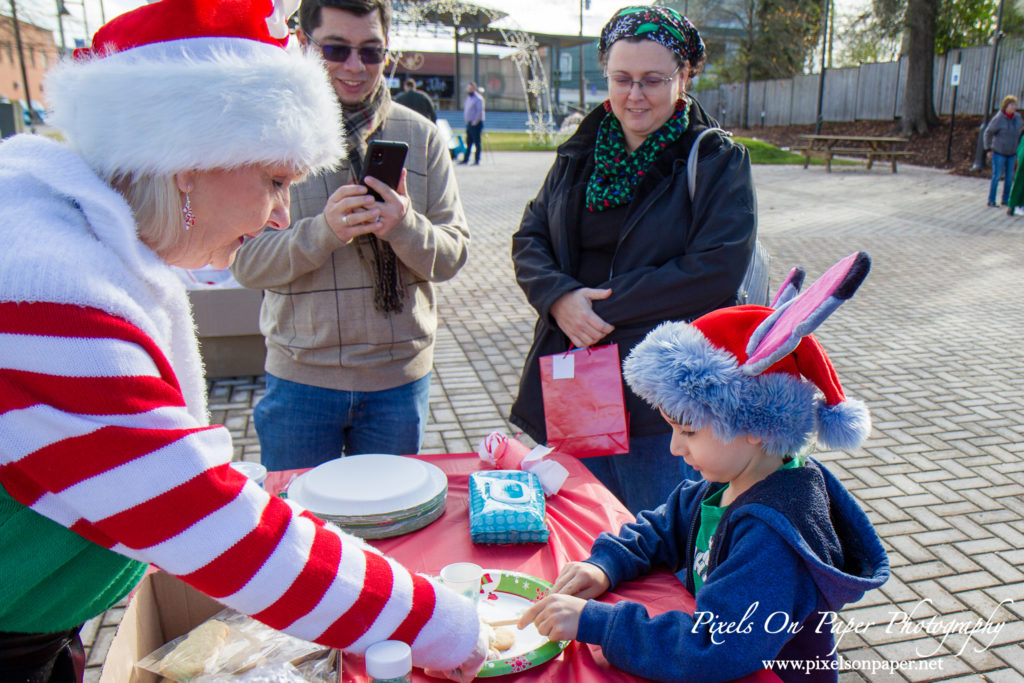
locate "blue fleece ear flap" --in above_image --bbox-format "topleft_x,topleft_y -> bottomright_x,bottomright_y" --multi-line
741,252 -> 871,376
770,266 -> 806,309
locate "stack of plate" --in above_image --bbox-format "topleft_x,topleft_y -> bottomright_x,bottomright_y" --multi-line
287,454 -> 448,539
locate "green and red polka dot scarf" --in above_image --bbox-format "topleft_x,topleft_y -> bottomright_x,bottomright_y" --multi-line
585,100 -> 689,212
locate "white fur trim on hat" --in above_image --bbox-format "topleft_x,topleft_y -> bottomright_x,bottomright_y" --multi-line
46,37 -> 344,179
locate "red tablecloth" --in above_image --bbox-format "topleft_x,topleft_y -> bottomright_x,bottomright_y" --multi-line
265,453 -> 780,683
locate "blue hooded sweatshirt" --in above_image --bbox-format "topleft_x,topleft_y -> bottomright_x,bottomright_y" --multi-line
576,458 -> 889,682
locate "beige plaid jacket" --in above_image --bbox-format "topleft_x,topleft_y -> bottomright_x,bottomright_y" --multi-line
231,104 -> 469,391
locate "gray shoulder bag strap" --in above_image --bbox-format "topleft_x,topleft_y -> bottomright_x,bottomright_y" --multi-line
687,128 -> 771,307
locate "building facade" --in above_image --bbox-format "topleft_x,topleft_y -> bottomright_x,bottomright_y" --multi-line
0,14 -> 59,115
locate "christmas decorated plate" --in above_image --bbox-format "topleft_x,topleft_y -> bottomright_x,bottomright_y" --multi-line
476,570 -> 570,677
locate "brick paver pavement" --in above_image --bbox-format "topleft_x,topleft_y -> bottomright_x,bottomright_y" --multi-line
83,153 -> 1024,682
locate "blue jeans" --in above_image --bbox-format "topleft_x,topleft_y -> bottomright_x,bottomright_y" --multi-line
989,153 -> 1016,204
254,373 -> 431,471
464,122 -> 483,163
582,432 -> 702,515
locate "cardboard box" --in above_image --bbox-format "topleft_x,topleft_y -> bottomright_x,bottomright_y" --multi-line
100,572 -> 341,682
187,287 -> 266,378
99,571 -> 224,683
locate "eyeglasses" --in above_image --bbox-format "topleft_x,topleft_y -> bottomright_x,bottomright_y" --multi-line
306,36 -> 387,64
605,66 -> 681,93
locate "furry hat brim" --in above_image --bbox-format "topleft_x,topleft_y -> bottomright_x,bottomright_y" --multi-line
46,37 -> 344,179
624,321 -> 825,456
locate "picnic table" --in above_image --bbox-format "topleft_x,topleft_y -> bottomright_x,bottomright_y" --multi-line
795,134 -> 910,173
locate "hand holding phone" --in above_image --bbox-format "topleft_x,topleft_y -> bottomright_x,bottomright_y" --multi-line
360,140 -> 408,202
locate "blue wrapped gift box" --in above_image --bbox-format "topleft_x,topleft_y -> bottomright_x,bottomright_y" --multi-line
468,470 -> 549,544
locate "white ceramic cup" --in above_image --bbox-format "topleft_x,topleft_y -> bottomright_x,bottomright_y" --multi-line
440,562 -> 483,604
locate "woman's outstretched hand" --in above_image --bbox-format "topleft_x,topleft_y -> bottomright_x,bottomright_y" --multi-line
550,288 -> 615,348
423,624 -> 488,682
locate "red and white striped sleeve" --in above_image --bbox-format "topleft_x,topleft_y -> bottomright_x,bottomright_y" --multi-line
0,301 -> 478,669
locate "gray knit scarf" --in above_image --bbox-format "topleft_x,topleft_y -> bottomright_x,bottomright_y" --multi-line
343,83 -> 405,314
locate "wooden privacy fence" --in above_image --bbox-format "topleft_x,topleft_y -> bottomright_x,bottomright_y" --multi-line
696,38 -> 1024,128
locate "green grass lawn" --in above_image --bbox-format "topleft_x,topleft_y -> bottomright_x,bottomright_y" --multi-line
483,131 -> 810,165
483,131 -> 565,151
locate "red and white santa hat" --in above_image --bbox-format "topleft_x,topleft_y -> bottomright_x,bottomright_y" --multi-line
624,252 -> 873,456
45,0 -> 344,179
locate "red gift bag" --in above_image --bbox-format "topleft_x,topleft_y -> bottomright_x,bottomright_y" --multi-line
539,344 -> 629,458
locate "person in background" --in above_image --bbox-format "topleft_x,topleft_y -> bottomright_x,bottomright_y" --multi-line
519,254 -> 889,682
232,0 -> 469,471
461,81 -> 485,165
0,1 -> 483,681
983,94 -> 1022,207
394,76 -> 437,123
510,6 -> 755,514
1005,121 -> 1024,216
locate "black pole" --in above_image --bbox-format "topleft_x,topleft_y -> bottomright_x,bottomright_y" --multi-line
972,0 -> 1006,171
453,27 -> 460,108
578,0 -> 585,112
814,0 -> 829,134
947,51 -> 961,163
472,31 -> 479,88
8,0 -> 36,134
56,0 -> 68,55
552,43 -> 560,109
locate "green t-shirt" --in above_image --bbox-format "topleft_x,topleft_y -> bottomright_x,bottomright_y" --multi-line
0,483 -> 147,633
692,456 -> 804,591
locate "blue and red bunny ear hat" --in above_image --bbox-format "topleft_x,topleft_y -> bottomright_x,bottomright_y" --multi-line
623,252 -> 872,456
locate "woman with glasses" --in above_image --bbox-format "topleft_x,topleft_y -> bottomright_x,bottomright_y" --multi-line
510,6 -> 756,514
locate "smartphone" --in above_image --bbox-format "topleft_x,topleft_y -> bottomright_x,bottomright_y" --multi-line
360,140 -> 409,202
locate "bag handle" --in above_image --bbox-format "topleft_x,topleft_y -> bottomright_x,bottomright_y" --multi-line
687,126 -> 728,201
686,127 -> 771,306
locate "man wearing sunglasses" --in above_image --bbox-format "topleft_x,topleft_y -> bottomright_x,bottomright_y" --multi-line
232,0 -> 469,475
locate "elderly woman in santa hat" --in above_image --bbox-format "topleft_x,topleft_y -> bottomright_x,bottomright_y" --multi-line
0,1 -> 484,680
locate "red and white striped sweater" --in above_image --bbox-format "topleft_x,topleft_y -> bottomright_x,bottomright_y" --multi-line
0,299 -> 477,668
0,135 -> 478,670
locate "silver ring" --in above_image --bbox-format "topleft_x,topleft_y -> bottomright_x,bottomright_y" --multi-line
342,214 -> 349,226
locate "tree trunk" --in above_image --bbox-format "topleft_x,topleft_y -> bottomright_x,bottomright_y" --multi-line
900,0 -> 940,135
742,63 -> 751,128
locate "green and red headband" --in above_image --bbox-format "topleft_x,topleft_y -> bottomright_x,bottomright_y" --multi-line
599,5 -> 705,67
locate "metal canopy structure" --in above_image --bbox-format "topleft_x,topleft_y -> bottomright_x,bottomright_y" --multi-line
392,0 -> 597,138
415,2 -> 507,29
459,27 -> 592,50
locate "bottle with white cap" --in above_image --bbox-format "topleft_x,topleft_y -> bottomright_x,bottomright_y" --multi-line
365,640 -> 412,683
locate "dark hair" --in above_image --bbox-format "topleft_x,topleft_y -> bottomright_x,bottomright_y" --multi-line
404,78 -> 416,89
298,0 -> 391,38
598,35 -> 705,79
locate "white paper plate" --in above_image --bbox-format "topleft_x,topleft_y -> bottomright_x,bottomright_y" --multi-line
288,454 -> 447,517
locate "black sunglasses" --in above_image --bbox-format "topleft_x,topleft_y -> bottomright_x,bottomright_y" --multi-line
307,36 -> 387,64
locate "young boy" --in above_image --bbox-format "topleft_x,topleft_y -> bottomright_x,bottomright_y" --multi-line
519,253 -> 889,682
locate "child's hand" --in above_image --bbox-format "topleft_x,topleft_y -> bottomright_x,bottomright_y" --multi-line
550,561 -> 610,599
516,594 -> 587,641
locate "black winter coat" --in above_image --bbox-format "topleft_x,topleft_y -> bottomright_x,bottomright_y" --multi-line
509,102 -> 756,443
